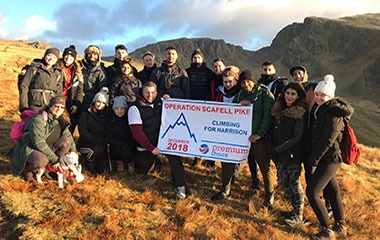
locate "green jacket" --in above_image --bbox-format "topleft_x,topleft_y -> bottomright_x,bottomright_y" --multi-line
233,84 -> 275,138
10,111 -> 76,172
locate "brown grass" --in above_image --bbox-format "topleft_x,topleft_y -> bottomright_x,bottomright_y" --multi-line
0,39 -> 379,240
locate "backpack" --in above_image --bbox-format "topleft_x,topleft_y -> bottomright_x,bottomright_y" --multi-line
10,110 -> 38,143
340,120 -> 361,165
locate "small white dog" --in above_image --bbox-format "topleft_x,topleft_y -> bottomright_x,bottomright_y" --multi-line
35,152 -> 85,188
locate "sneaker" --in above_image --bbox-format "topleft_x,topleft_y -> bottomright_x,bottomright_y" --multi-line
311,227 -> 336,240
284,215 -> 304,227
333,221 -> 347,238
211,191 -> 230,201
175,186 -> 186,199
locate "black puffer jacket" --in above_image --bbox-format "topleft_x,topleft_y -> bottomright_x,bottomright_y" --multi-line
19,59 -> 63,112
136,64 -> 157,85
150,61 -> 190,99
271,100 -> 306,165
308,98 -> 353,167
77,106 -> 111,148
258,74 -> 288,99
186,62 -> 213,100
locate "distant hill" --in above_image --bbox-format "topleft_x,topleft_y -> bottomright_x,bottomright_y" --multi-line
126,13 -> 380,147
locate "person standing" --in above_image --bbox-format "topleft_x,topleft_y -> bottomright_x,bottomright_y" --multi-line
210,58 -> 226,100
233,70 -> 276,209
289,65 -> 317,111
19,47 -> 63,113
150,46 -> 191,99
186,48 -> 214,167
211,66 -> 243,201
136,51 -> 157,85
270,82 -> 307,226
186,48 -> 213,100
258,60 -> 288,99
79,45 -> 108,111
59,45 -> 84,133
306,75 -> 353,239
106,44 -> 138,87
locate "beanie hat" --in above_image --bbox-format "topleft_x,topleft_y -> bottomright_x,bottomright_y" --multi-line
44,47 -> 60,59
85,45 -> 102,57
289,65 -> 306,76
239,70 -> 254,82
142,51 -> 155,59
191,48 -> 204,59
315,74 -> 336,98
63,45 -> 77,60
49,96 -> 66,107
113,95 -> 127,109
92,87 -> 109,105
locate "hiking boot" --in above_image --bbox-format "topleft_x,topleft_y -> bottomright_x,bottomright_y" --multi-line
333,221 -> 347,238
311,227 -> 336,240
211,184 -> 231,201
284,215 -> 304,227
263,192 -> 274,210
175,186 -> 186,199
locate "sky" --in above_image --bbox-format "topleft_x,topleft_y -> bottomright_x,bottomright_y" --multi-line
1,0 -> 380,56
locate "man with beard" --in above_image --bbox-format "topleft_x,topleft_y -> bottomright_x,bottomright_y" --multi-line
79,45 -> 108,110
258,60 -> 288,99
106,44 -> 138,87
150,46 -> 190,99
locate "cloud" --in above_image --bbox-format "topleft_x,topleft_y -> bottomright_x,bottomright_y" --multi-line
9,15 -> 56,39
34,0 -> 380,55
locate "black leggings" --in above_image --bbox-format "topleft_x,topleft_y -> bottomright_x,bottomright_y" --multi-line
306,162 -> 344,227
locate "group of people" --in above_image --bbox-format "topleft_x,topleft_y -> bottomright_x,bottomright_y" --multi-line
9,43 -> 354,240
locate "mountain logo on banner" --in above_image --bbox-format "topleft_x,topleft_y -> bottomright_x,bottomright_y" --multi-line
160,112 -> 198,142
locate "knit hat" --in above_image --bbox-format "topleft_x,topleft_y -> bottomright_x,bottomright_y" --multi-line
49,96 -> 66,107
191,48 -> 204,59
289,65 -> 306,76
92,87 -> 109,105
314,74 -> 336,98
63,45 -> 77,60
85,45 -> 102,57
239,70 -> 254,82
44,47 -> 60,59
113,95 -> 127,109
142,51 -> 155,59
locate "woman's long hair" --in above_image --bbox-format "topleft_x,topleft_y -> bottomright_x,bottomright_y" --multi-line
278,82 -> 308,110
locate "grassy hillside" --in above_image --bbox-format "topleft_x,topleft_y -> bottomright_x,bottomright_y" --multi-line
1,39 -> 380,239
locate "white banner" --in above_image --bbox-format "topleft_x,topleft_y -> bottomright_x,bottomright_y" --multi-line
158,99 -> 252,163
